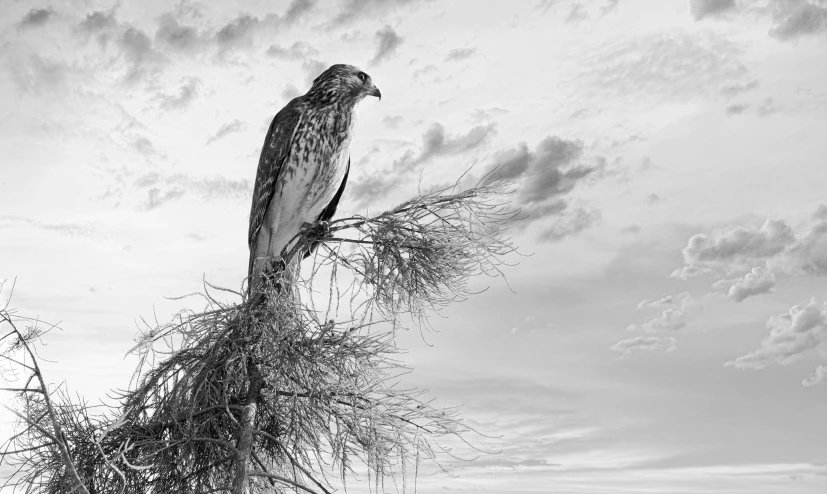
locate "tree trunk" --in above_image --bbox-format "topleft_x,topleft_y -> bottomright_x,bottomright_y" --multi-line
232,359 -> 263,494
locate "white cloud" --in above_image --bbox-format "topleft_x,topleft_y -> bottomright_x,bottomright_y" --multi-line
681,219 -> 795,272
801,365 -> 827,387
627,292 -> 699,332
712,266 -> 776,302
727,299 -> 827,369
611,336 -> 677,355
673,207 -> 827,301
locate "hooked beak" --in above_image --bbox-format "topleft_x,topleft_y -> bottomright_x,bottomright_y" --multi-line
367,83 -> 381,101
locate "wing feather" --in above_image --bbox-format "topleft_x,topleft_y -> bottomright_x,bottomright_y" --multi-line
247,98 -> 305,276
303,157 -> 350,259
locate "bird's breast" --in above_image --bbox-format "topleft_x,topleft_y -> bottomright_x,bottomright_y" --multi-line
277,108 -> 355,224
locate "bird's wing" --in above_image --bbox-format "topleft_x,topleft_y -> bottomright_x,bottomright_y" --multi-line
317,156 -> 350,223
248,98 -> 305,275
303,157 -> 350,260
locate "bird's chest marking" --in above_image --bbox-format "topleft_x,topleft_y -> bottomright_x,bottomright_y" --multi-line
277,108 -> 354,223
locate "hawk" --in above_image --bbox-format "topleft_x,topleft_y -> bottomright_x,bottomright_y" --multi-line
247,64 -> 381,290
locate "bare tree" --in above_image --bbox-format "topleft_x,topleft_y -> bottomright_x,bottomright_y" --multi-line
1,175 -> 517,493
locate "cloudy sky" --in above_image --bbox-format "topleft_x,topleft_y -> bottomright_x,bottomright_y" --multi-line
2,0 -> 827,492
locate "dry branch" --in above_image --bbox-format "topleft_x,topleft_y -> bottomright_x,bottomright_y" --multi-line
1,176 -> 518,493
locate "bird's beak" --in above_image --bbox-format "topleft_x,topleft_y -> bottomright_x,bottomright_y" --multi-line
368,83 -> 381,101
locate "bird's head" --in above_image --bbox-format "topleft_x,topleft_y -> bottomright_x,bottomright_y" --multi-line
308,64 -> 381,105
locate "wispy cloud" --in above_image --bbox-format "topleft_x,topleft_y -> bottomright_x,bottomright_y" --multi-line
802,365 -> 827,387
381,115 -> 404,128
627,292 -> 700,332
0,216 -> 103,239
332,0 -> 424,25
266,41 -> 318,59
156,77 -> 201,111
481,136 -> 605,240
578,30 -> 749,102
214,1 -> 316,52
727,299 -> 827,372
215,14 -> 260,50
135,173 -> 252,210
351,122 -> 496,206
445,47 -> 476,61
693,0 -> 827,41
370,25 -> 403,66
206,120 -> 247,145
611,336 -> 677,355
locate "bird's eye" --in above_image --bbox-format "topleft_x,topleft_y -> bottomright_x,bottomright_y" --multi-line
357,72 -> 367,82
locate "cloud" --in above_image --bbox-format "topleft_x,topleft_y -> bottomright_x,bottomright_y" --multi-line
770,2 -> 827,40
413,63 -> 436,78
155,13 -> 204,53
679,219 -> 796,273
135,173 -> 252,210
627,292 -> 699,332
418,122 -> 494,163
727,299 -> 827,369
445,47 -> 476,61
157,77 -> 201,111
78,10 -> 118,35
712,266 -> 776,302
646,193 -> 664,204
812,204 -> 827,220
491,137 -> 603,235
674,208 -> 827,295
266,41 -> 318,59
370,26 -> 403,66
469,107 -> 508,122
131,136 -> 162,158
720,80 -> 759,98
18,7 -> 55,28
350,122 -> 496,205
0,216 -> 102,239
215,14 -> 260,49
282,0 -> 316,24
301,59 -> 328,86
539,207 -> 602,241
637,294 -> 683,309
726,103 -> 749,115
611,336 -> 677,355
578,30 -> 749,101
332,0 -> 423,25
9,55 -> 69,94
281,84 -> 302,101
206,120 -> 246,145
213,2 -> 315,52
802,365 -> 827,387
382,115 -> 403,128
690,0 -> 737,20
538,0 -> 620,20
117,26 -> 164,82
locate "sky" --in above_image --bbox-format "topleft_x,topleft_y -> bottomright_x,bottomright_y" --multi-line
1,0 -> 827,492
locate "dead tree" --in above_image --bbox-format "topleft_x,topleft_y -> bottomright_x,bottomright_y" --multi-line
1,176 -> 518,493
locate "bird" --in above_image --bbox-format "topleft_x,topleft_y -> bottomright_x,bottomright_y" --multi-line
247,64 -> 381,293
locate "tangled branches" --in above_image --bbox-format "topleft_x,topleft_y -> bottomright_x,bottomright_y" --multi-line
1,176 -> 518,493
